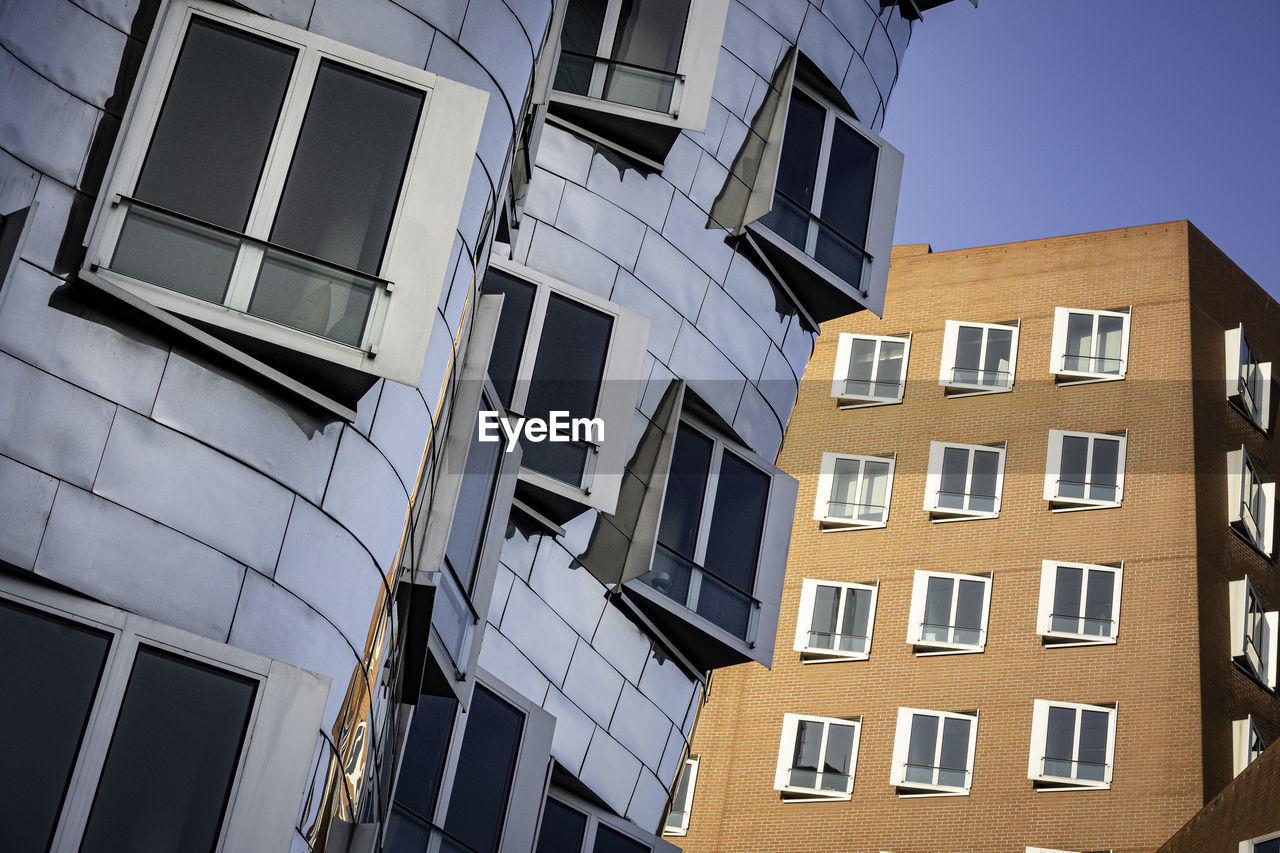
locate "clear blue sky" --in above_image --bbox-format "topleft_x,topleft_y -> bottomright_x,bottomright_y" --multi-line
881,0 -> 1280,297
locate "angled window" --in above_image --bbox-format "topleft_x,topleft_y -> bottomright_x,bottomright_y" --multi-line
544,0 -> 729,163
662,756 -> 698,836
0,576 -> 327,853
1049,307 -> 1130,382
814,452 -> 894,529
1227,447 -> 1276,556
84,1 -> 487,391
774,714 -> 861,801
831,332 -> 910,406
1230,577 -> 1278,690
924,441 -> 1005,521
939,320 -> 1019,394
1028,700 -> 1117,790
1232,715 -> 1266,778
1037,561 -> 1123,647
481,258 -> 648,519
794,579 -> 878,662
537,788 -> 670,852
1043,430 -> 1127,510
1227,325 -> 1272,431
1244,833 -> 1280,853
890,708 -> 978,797
907,570 -> 992,655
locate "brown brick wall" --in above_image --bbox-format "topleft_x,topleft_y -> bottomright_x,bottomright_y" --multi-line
675,223 -> 1279,853
1157,738 -> 1280,853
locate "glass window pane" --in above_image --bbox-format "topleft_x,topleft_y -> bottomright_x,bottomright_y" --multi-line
874,340 -> 904,398
1096,315 -> 1124,374
822,724 -> 856,790
969,450 -> 999,512
845,337 -> 877,397
247,249 -> 376,346
905,714 -> 938,783
110,205 -> 240,303
445,404 -> 504,592
1064,312 -> 1094,371
952,579 -> 985,645
554,0 -> 608,95
270,60 -> 424,274
819,121 -> 878,247
443,687 -> 524,853
843,588 -> 871,652
592,825 -> 648,853
937,717 -> 970,787
1078,709 -> 1110,781
828,457 -> 861,519
535,799 -> 586,853
1058,436 -> 1089,500
809,585 -> 840,649
984,328 -> 1012,386
1089,438 -> 1120,502
701,451 -> 769,594
393,694 -> 458,823
480,270 -> 538,409
922,576 -> 952,643
610,0 -> 689,72
79,647 -> 257,853
1043,706 -> 1076,777
1051,566 -> 1084,634
134,17 -> 295,231
0,601 -> 112,853
953,325 -> 983,382
938,447 -> 969,510
860,460 -> 889,521
657,425 -> 713,559
774,93 -> 825,211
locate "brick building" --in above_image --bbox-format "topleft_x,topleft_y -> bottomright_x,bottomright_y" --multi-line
672,222 -> 1280,853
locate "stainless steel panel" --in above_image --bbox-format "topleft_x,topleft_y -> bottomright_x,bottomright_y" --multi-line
610,684 -> 672,770
825,0 -> 877,55
498,579 -> 578,685
22,176 -> 75,274
523,167 -> 565,223
711,50 -> 754,120
579,730 -> 642,816
721,3 -> 785,79
864,18 -> 899,102
757,345 -> 798,428
689,99 -> 729,157
457,157 -> 497,259
732,382 -> 782,461
561,637 -> 625,726
499,513 -> 545,581
797,8 -> 853,94
781,313 -> 816,379
476,623 -> 553,705
1,0 -> 129,108
637,646 -> 696,725
152,350 -> 341,505
0,350 -> 115,488
93,408 -> 295,574
524,222 -> 619,300
697,284 -> 770,382
723,250 -> 792,344
667,324 -> 745,425
626,769 -> 669,834
528,542 -> 608,639
0,262 -> 169,414
689,151 -> 730,213
542,684 -> 595,776
425,36 -> 514,175
738,0 -> 804,42
236,0 -> 315,30
417,312 -> 456,409
308,0 -> 434,69
555,182 -> 646,270
501,0 -> 553,48
657,725 -> 686,785
660,192 -> 733,281
71,0 -> 141,32
486,564 -> 516,625
887,6 -> 912,63
0,148 -> 39,214
35,483 -> 246,642
633,230 -> 710,320
591,600 -> 653,683
639,361 -> 676,421
396,0 -> 466,39
457,0 -> 533,122
716,114 -> 750,163
368,379 -> 432,496
0,47 -> 100,186
660,134 -> 701,195
611,270 -> 681,363
0,453 -> 57,569
321,426 -> 410,570
843,54 -> 883,126
274,499 -> 386,650
585,154 -> 675,230
533,125 -> 594,187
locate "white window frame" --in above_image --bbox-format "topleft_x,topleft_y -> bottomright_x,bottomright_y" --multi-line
1232,715 -> 1266,778
924,441 -> 1006,521
1028,700 -> 1117,791
1036,560 -> 1123,647
1227,325 -> 1273,431
1042,430 -> 1128,511
938,319 -> 1019,395
813,452 -> 895,530
1242,830 -> 1280,852
83,0 -> 486,388
831,332 -> 911,407
1027,848 -> 1114,853
662,756 -> 699,836
1049,307 -> 1131,383
774,713 -> 862,801
0,574 -> 329,853
1227,447 -> 1276,556
889,707 -> 978,797
793,578 -> 878,662
486,257 -> 649,517
906,570 -> 992,655
1230,577 -> 1278,690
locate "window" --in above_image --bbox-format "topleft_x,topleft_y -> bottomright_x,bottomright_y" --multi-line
481,258 -> 648,518
544,0 -> 730,162
1227,325 -> 1273,431
794,579 -> 878,662
84,0 -> 487,389
1230,577 -> 1278,690
662,756 -> 698,835
1049,307 -> 1131,382
1028,700 -> 1117,790
831,332 -> 911,406
774,714 -> 861,801
1043,430 -> 1127,510
1228,447 -> 1276,556
813,452 -> 894,529
924,441 -> 1005,520
938,320 -> 1019,394
752,81 -> 903,319
906,571 -> 992,655
537,788 -> 668,852
890,708 -> 977,796
1244,831 -> 1280,853
0,575 -> 327,853
1036,561 -> 1123,646
1233,716 -> 1266,777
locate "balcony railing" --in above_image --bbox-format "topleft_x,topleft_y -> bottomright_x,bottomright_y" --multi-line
917,621 -> 984,647
553,50 -> 684,114
1053,478 -> 1118,503
824,499 -> 887,524
785,766 -> 851,793
637,544 -> 760,642
805,629 -> 868,655
841,376 -> 903,400
935,489 -> 997,513
948,366 -> 1011,388
902,762 -> 969,789
1059,353 -> 1123,375
385,805 -> 481,853
758,191 -> 871,293
1039,755 -> 1108,783
1049,611 -> 1116,638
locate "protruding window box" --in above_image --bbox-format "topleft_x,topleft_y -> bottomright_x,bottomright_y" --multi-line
1227,447 -> 1275,557
1036,560 -> 1123,647
774,714 -> 861,801
1028,700 -> 1117,791
890,708 -> 978,797
1230,577 -> 1278,690
923,441 -> 1005,521
1043,430 -> 1127,511
794,579 -> 878,662
813,452 -> 894,530
1049,307 -> 1131,383
831,332 -> 910,407
1226,324 -> 1273,432
906,570 -> 992,655
938,320 -> 1018,396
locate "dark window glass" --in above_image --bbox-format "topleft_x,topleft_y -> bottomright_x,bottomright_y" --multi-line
1083,570 -> 1115,636
937,717 -> 970,787
820,120 -> 877,247
969,450 -> 999,512
1051,566 -> 1083,634
984,328 -> 1012,383
1090,438 -> 1120,501
1058,435 -> 1089,499
904,714 -> 938,783
520,294 -> 612,486
79,647 -> 256,853
790,719 -> 822,789
844,588 -> 871,647
593,825 -> 648,853
109,207 -> 241,304
954,325 -> 983,382
773,93 -> 824,214
953,579 -> 985,645
921,576 -> 952,643
657,425 -> 713,559
481,270 -> 538,409
1255,839 -> 1280,853
937,447 -> 969,509
701,450 -> 768,593
0,601 -> 111,853
822,724 -> 855,791
1078,709 -> 1109,781
443,687 -> 524,853
610,0 -> 688,71
270,60 -> 424,274
1043,705 -> 1076,777
554,0 -> 608,94
809,584 -> 840,649
875,340 -> 905,397
134,18 -> 295,230
535,799 -> 586,853
392,694 -> 458,824
445,402 -> 504,592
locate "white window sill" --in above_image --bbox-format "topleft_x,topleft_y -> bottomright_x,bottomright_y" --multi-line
1048,498 -> 1122,512
818,518 -> 887,532
910,640 -> 986,656
1229,523 -> 1273,558
1053,370 -> 1127,384
941,381 -> 1013,397
895,785 -> 970,798
800,650 -> 870,664
1040,632 -> 1117,648
779,786 -> 853,802
834,394 -> 904,409
928,508 -> 999,523
1031,777 -> 1111,792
